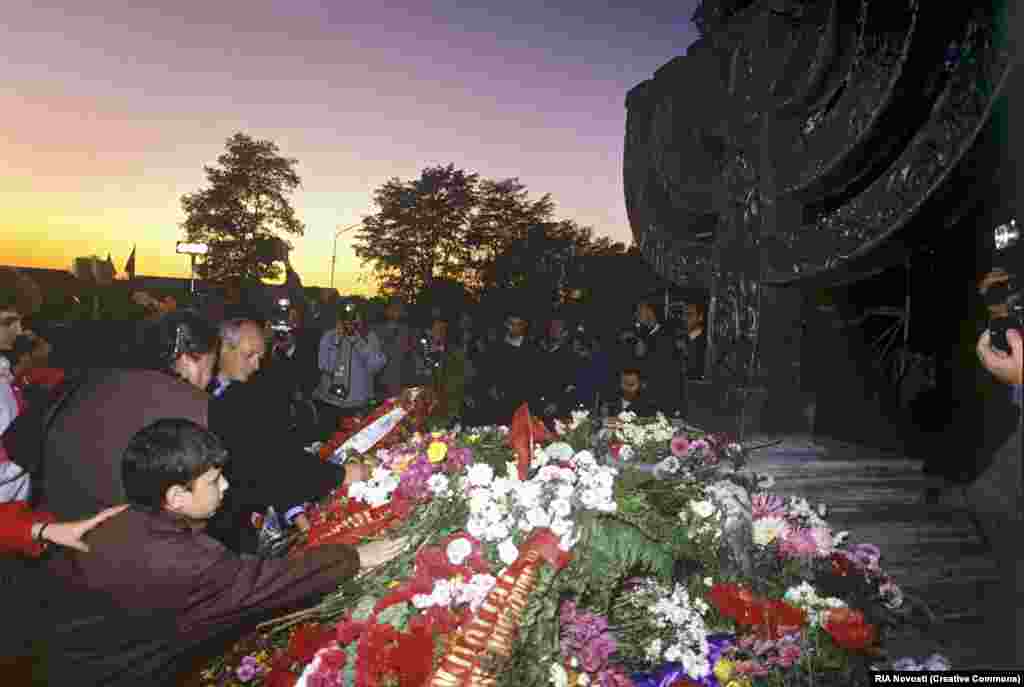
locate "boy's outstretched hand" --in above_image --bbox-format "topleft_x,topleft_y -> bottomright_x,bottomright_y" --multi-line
356,537 -> 408,572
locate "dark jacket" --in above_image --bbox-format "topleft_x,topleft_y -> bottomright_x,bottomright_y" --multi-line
37,369 -> 210,521
605,393 -> 660,418
483,339 -> 540,421
207,372 -> 342,539
631,324 -> 682,416
45,506 -> 359,686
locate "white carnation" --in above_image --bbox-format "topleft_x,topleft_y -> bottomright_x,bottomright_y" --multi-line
690,500 -> 716,519
466,517 -> 487,539
498,539 -> 520,565
427,474 -> 451,497
484,521 -> 510,542
753,515 -> 789,546
550,518 -> 573,537
526,507 -> 551,529
550,498 -> 572,518
467,463 -> 495,487
446,538 -> 473,565
490,476 -> 514,497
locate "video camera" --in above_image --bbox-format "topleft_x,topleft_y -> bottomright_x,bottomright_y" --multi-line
986,219 -> 1023,353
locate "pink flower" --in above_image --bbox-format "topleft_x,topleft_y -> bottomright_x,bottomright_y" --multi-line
735,660 -> 771,676
809,526 -> 835,555
670,435 -> 690,458
779,527 -> 818,558
751,493 -> 787,519
599,667 -> 635,687
777,643 -> 802,667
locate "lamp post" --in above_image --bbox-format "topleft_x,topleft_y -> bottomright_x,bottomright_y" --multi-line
176,242 -> 209,295
331,223 -> 361,290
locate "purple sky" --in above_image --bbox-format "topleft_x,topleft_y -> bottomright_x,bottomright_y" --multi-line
2,0 -> 701,291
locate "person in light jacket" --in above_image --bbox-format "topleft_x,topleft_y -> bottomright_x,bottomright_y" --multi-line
314,302 -> 387,422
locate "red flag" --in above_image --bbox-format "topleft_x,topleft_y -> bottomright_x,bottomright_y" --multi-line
508,403 -> 550,480
124,245 -> 136,281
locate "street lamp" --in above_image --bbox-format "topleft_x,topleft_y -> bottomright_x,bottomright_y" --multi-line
331,223 -> 361,290
176,241 -> 209,295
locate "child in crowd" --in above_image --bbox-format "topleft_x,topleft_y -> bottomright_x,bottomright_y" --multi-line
46,418 -> 406,686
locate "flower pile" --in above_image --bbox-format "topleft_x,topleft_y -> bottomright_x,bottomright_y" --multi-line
199,405 -> 944,687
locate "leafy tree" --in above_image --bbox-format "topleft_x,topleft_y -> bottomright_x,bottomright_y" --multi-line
465,178 -> 554,292
354,164 -> 478,302
180,133 -> 304,285
355,165 -> 628,303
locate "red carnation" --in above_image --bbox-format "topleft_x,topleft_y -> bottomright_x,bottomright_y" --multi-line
830,553 -> 853,577
320,647 -> 347,672
336,619 -> 367,646
823,608 -> 877,650
288,624 -> 336,664
760,599 -> 807,639
265,654 -> 300,687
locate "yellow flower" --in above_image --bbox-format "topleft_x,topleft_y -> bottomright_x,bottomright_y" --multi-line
428,441 -> 449,463
713,659 -> 736,684
392,457 -> 413,473
723,679 -> 752,687
388,580 -> 401,588
431,431 -> 444,439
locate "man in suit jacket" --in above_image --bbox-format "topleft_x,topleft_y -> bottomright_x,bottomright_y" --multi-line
483,311 -> 539,424
207,319 -> 351,550
630,300 -> 682,417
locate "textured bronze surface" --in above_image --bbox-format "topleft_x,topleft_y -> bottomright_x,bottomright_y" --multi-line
624,0 -> 1013,423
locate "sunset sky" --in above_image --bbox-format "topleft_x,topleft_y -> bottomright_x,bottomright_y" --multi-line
2,1 -> 700,294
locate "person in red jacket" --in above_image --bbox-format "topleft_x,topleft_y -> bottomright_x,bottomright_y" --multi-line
0,502 -> 128,556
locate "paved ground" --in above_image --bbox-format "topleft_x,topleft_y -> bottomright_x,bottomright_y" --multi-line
745,433 -> 1002,669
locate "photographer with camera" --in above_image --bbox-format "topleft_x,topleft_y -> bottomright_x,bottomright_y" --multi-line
313,301 -> 387,431
968,219 -> 1023,669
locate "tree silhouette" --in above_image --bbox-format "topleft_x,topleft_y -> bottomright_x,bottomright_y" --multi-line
181,133 -> 304,285
354,164 -> 478,302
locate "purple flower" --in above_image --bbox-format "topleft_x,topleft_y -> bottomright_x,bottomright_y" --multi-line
751,493 -> 787,519
235,661 -> 258,682
891,657 -> 924,671
851,543 -> 881,568
444,447 -> 473,473
923,654 -> 951,671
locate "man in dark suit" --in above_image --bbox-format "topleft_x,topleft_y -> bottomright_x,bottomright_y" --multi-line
482,310 -> 539,424
604,368 -> 659,417
628,299 -> 682,417
206,319 -> 356,551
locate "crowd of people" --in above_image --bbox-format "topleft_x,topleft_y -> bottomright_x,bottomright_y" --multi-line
0,261 -> 710,685
2,254 -> 1019,680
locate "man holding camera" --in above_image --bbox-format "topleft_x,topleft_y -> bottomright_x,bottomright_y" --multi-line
313,302 -> 387,428
972,264 -> 1022,669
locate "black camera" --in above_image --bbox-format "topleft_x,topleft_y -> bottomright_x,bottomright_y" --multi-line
987,219 -> 1022,354
270,298 -> 293,337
